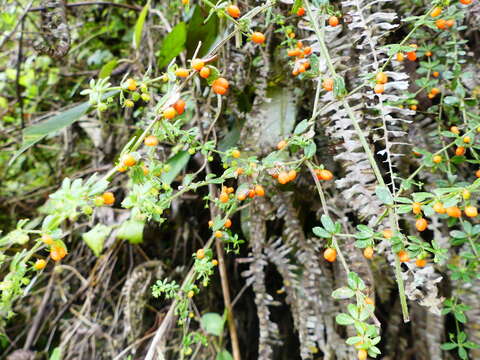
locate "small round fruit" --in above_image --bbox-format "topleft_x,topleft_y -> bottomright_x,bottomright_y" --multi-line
42,234 -> 54,245
455,147 -> 466,156
463,189 -> 471,200
450,126 -> 460,135
288,169 -> 297,182
416,218 -> 428,232
213,77 -> 229,89
433,202 -> 446,214
407,51 -> 417,61
214,230 -> 223,238
126,78 -> 137,91
237,192 -> 247,201
365,297 -> 375,306
191,59 -> 205,71
144,135 -> 159,147
102,192 -> 115,205
225,219 -> 232,228
123,154 -> 137,167
396,52 -> 405,61
463,136 -> 471,144
278,171 -> 290,185
363,247 -> 374,259
212,85 -> 227,95
124,99 -> 134,108
296,7 -> 305,16
251,32 -> 266,44
212,259 -> 218,266
433,71 -> 440,78
431,87 -> 440,95
174,99 -> 186,115
358,349 -> 368,360
196,249 -> 205,259
328,16 -> 339,27
433,155 -> 442,164
410,105 -> 417,111
255,185 -> 265,197
431,7 -> 442,17
446,206 -> 461,218
318,169 -> 334,181
208,220 -> 213,227
34,259 -> 47,270
323,248 -> 337,262
199,67 -> 211,79
465,206 -> 478,218
383,229 -> 393,239
187,290 -> 194,298
287,49 -> 302,57
175,68 -> 189,77
436,19 -> 447,29
374,84 -> 385,94
219,192 -> 229,203
163,107 -> 177,119
375,72 -> 388,84
303,47 -> 312,55
398,250 -> 410,263
232,149 -> 241,158
446,19 -> 455,27
227,4 -> 241,18
277,140 -> 287,150
476,169 -> 480,178
460,0 -> 473,4
412,202 -> 422,215
323,78 -> 334,92
415,258 -> 427,267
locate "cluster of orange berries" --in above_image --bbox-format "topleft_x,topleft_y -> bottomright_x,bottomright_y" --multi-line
396,44 -> 418,62
272,169 -> 297,185
195,248 -> 218,266
322,78 -> 334,92
175,59 -> 231,96
42,234 -> 68,262
382,230 -> 427,267
122,78 -> 151,108
374,72 -> 388,94
237,184 -> 265,201
288,41 -> 313,76
427,87 -> 440,100
161,98 -> 186,120
431,7 -> 455,29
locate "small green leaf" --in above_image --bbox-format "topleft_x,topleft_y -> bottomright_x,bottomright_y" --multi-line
201,312 -> 224,336
83,224 -> 111,256
332,287 -> 355,299
133,1 -> 150,49
216,350 -> 233,360
99,59 -> 118,78
375,186 -> 393,205
294,119 -> 309,135
335,313 -> 355,325
49,347 -> 62,360
441,342 -> 458,350
312,226 -> 331,238
320,215 -> 336,233
117,220 -> 145,244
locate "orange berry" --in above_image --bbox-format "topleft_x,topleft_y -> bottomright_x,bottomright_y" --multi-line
187,290 -> 194,298
251,32 -> 266,44
219,192 -> 229,203
446,19 -> 455,27
436,19 -> 447,29
174,99 -> 186,115
102,192 -> 115,205
232,149 -> 241,158
375,72 -> 388,84
323,78 -> 334,92
431,7 -> 442,17
208,220 -> 213,227
363,247 -> 374,260
214,77 -> 230,89
212,259 -> 218,266
226,4 -> 241,18
212,85 -> 227,95
328,16 -> 339,27
163,106 -> 177,119
117,166 -> 128,173
175,68 -> 189,77
433,155 -> 442,164
425,51 -> 432,57
396,52 -> 405,61
303,47 -> 312,55
374,83 -> 385,94
460,0 -> 473,4
416,258 -> 427,267
34,259 -> 47,270
248,189 -> 255,198
278,171 -> 290,185
199,67 -> 211,79
323,248 -> 337,262
287,49 -> 302,57
365,297 -> 375,306
446,206 -> 462,218
142,165 -> 149,175
196,249 -> 205,259
416,218 -> 428,232
225,219 -> 232,228
431,87 -> 440,95
288,169 -> 297,182
358,349 -> 368,360
383,229 -> 393,239
237,192 -> 247,201
433,71 -> 440,78
433,202 -> 446,214
214,230 -> 223,238
254,184 -> 265,197
318,169 -> 334,181
191,59 -> 205,71
50,249 -> 62,261
144,135 -> 159,147
465,206 -> 478,218
42,234 -> 54,245
126,78 -> 137,91
277,140 -> 287,150
476,169 -> 480,178
455,147 -> 466,156
398,250 -> 410,263
123,154 -> 137,167
407,51 -> 417,61
410,105 -> 417,111
227,187 -> 234,194
235,167 -> 244,176
296,7 -> 305,16
450,126 -> 460,135
463,136 -> 471,144
412,202 -> 422,215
